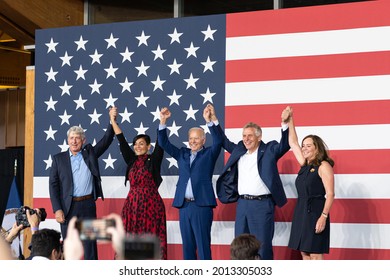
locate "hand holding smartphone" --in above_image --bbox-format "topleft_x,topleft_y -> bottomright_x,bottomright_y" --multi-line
75,218 -> 116,240
121,235 -> 161,260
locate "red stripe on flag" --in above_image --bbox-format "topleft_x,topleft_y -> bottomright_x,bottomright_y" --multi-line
226,1 -> 390,37
274,246 -> 390,260
226,51 -> 390,83
277,199 -> 390,224
97,243 -> 390,260
169,245 -> 390,260
277,150 -> 390,174
226,149 -> 390,174
225,101 -> 390,128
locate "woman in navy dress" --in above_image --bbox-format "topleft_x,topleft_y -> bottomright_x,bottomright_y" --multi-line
110,107 -> 167,259
285,107 -> 335,260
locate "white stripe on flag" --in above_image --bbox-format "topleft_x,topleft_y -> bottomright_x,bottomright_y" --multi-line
226,125 -> 390,150
226,75 -> 390,106
34,173 -> 390,200
226,26 -> 390,60
40,218 -> 390,249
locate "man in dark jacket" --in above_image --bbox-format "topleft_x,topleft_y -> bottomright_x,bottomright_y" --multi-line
216,107 -> 291,260
158,104 -> 223,259
49,107 -> 116,260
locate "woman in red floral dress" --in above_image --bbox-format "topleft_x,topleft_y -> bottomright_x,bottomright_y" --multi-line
110,109 -> 167,259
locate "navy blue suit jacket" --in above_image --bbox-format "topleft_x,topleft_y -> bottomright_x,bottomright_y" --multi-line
216,126 -> 290,208
158,124 -> 223,208
49,124 -> 115,217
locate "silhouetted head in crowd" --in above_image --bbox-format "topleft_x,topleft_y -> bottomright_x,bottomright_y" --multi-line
230,233 -> 261,260
30,228 -> 63,260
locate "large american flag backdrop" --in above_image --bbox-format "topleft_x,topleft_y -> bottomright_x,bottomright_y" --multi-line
33,0 -> 390,259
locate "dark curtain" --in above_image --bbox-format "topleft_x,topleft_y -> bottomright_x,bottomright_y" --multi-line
0,147 -> 24,225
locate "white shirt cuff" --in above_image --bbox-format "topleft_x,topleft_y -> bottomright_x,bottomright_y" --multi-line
207,120 -> 219,127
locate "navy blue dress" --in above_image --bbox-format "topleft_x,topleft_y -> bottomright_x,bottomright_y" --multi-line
288,165 -> 330,254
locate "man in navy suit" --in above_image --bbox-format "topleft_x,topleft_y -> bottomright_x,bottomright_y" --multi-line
49,107 -> 117,260
158,104 -> 222,260
216,107 -> 292,260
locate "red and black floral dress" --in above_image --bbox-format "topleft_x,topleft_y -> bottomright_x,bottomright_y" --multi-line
116,133 -> 167,260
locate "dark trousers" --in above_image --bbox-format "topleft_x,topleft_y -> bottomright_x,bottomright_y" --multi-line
235,197 -> 275,260
60,198 -> 98,260
179,201 -> 213,260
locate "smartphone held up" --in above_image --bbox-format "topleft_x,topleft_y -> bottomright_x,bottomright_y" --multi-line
75,218 -> 116,241
121,234 -> 161,260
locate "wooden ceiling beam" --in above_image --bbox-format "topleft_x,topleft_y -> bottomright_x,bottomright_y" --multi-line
0,0 -> 84,45
0,13 -> 35,46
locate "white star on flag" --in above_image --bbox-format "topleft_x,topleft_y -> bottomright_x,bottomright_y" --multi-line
136,61 -> 150,77
105,33 -> 119,49
120,47 -> 134,62
74,95 -> 87,110
90,49 -> 103,64
59,110 -> 72,125
184,73 -> 198,89
168,121 -> 182,137
103,153 -> 117,169
201,56 -> 216,72
58,140 -> 69,152
119,108 -> 133,123
74,65 -> 88,80
202,25 -> 217,41
136,31 -> 150,46
135,122 -> 149,135
46,38 -> 58,53
185,42 -> 199,58
60,51 -> 73,66
60,81 -> 73,96
75,35 -> 88,51
166,157 -> 178,169
135,92 -> 149,107
168,59 -> 182,75
119,77 -> 133,93
152,44 -> 166,60
200,88 -> 216,104
104,93 -> 118,108
167,90 -> 182,106
168,28 -> 183,44
45,67 -> 58,82
44,125 -> 57,140
44,155 -> 53,169
150,106 -> 161,122
104,63 -> 118,78
183,104 -> 198,121
89,79 -> 102,94
200,124 -> 210,135
151,75 -> 166,91
88,109 -> 102,124
45,96 -> 58,111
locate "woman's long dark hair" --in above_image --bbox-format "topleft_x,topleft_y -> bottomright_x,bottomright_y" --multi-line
302,135 -> 334,167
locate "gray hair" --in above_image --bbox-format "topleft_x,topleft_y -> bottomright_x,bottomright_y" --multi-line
67,126 -> 86,140
188,127 -> 206,139
243,122 -> 262,137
